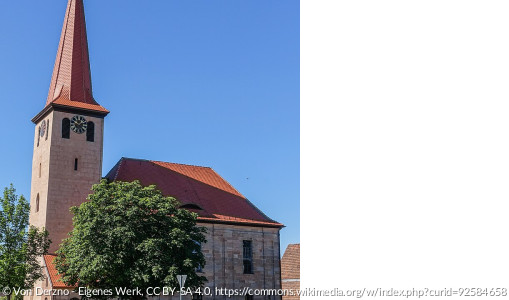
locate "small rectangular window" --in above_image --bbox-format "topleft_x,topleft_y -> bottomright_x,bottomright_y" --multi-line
74,158 -> 78,171
243,240 -> 253,274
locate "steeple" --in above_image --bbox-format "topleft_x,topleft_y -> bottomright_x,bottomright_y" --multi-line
43,0 -> 108,116
29,0 -> 108,253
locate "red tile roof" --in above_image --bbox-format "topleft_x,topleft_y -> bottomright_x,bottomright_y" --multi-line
105,158 -> 283,228
44,0 -> 107,114
44,255 -> 72,289
281,244 -> 300,280
151,161 -> 243,197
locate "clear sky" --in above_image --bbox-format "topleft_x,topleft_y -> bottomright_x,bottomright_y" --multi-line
0,1 -> 299,253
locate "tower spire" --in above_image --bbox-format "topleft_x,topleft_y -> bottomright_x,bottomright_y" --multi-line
44,0 -> 108,113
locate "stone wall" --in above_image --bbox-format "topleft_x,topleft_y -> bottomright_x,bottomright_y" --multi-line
25,223 -> 282,300
29,110 -> 105,254
197,223 -> 282,300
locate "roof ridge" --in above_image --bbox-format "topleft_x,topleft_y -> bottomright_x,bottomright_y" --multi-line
119,157 -> 210,169
151,160 -> 212,169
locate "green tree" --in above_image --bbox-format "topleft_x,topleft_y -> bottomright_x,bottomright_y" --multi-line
55,180 -> 207,299
0,185 -> 50,300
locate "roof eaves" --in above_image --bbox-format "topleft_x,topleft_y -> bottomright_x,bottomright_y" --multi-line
197,216 -> 284,228
31,105 -> 54,124
32,102 -> 109,124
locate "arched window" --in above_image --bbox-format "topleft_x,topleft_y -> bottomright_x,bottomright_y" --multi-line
37,127 -> 40,147
36,194 -> 40,212
86,121 -> 95,142
62,118 -> 70,139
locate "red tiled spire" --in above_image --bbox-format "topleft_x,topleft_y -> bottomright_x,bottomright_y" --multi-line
45,0 -> 108,113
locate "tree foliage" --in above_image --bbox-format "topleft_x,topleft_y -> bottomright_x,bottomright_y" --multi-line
55,180 -> 207,299
0,185 -> 50,300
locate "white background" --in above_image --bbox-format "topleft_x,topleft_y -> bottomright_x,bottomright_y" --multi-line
301,0 -> 509,298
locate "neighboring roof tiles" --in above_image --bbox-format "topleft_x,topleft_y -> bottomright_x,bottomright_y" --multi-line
44,255 -> 71,289
281,244 -> 300,280
105,158 -> 283,228
44,0 -> 107,113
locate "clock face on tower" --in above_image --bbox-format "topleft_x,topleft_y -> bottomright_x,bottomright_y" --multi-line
39,120 -> 46,137
71,115 -> 88,134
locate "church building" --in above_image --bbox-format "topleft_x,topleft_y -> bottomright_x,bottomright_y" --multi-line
27,0 -> 283,299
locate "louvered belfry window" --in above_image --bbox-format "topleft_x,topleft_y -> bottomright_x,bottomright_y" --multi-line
62,118 -> 70,139
86,121 -> 95,142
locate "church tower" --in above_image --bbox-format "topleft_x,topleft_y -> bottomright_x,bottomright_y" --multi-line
30,0 -> 108,253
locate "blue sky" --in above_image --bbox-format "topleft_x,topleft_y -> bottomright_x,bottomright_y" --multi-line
0,1 -> 299,253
